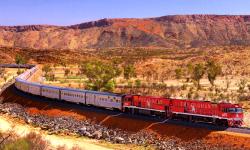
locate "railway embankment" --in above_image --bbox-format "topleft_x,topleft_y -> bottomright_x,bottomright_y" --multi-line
0,101 -> 248,150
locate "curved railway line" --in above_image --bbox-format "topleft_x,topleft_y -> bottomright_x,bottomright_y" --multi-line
1,82 -> 250,135
0,64 -> 250,135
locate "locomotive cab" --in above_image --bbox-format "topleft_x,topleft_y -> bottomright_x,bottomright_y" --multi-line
219,103 -> 243,127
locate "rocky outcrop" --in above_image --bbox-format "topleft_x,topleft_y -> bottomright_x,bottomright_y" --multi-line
0,15 -> 250,49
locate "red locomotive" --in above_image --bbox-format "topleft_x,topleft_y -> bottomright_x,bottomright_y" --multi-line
123,95 -> 243,127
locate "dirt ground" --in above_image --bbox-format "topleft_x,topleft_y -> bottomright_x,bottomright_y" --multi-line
0,68 -> 24,86
0,114 -> 145,150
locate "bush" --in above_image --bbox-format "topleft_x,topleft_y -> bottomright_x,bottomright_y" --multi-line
103,80 -> 116,92
237,79 -> 247,94
181,84 -> 188,90
135,79 -> 141,88
3,138 -> 30,150
123,64 -> 136,80
0,68 -> 5,78
17,69 -> 24,75
2,132 -> 48,150
175,68 -> 183,79
15,54 -> 28,64
127,81 -> 133,88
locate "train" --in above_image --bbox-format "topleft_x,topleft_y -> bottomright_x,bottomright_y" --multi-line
14,65 -> 244,127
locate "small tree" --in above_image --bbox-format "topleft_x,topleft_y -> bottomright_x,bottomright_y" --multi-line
17,69 -> 23,75
15,54 -> 27,64
0,68 -> 5,78
42,65 -> 52,77
225,77 -> 231,91
59,60 -> 67,70
237,79 -> 247,94
123,64 -> 136,80
206,60 -> 222,87
3,76 -> 7,82
192,63 -> 205,89
46,72 -> 55,81
79,61 -> 121,91
103,80 -> 116,92
135,79 -> 141,88
186,63 -> 193,82
175,68 -> 182,80
64,68 -> 70,77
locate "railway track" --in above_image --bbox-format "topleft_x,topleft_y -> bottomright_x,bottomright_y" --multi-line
1,84 -> 250,135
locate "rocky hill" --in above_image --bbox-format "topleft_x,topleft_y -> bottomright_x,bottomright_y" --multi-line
1,15 -> 250,50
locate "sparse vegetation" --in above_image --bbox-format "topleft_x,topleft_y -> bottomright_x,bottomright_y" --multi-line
237,79 -> 248,94
79,61 -> 121,91
0,68 -> 5,78
17,69 -> 24,75
42,65 -> 55,81
123,64 -> 136,80
15,54 -> 28,64
28,45 -> 250,105
175,68 -> 183,80
42,64 -> 52,77
0,132 -> 49,150
64,68 -> 70,77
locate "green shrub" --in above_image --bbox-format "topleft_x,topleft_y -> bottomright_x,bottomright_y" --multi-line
135,79 -> 141,88
3,139 -> 30,150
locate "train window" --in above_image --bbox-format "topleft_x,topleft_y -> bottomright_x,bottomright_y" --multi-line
224,108 -> 243,113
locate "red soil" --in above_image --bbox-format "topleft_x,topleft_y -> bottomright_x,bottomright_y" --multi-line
205,132 -> 250,149
26,107 -> 86,120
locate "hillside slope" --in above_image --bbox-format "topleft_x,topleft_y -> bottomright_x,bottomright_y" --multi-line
1,15 -> 250,49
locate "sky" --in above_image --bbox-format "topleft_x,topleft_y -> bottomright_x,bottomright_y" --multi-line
1,0 -> 250,26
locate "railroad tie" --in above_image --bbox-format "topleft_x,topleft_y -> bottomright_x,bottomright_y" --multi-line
100,113 -> 123,124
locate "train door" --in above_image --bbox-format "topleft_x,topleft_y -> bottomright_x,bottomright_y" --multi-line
132,95 -> 139,106
165,106 -> 170,118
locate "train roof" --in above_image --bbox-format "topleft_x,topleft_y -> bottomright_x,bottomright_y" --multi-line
41,84 -> 62,90
62,87 -> 122,96
60,87 -> 89,93
26,81 -> 42,86
48,86 -> 122,97
86,90 -> 122,96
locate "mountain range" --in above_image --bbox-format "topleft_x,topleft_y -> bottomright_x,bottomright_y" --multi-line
1,15 -> 250,50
